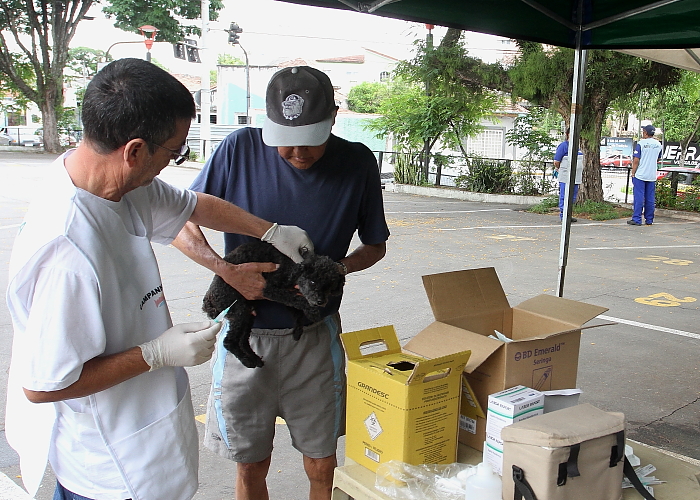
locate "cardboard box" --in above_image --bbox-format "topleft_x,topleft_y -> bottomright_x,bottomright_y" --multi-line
341,325 -> 471,473
485,385 -> 544,475
403,267 -> 609,451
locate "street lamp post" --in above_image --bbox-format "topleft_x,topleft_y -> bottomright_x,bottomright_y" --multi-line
228,22 -> 250,125
138,25 -> 159,62
200,0 -> 212,161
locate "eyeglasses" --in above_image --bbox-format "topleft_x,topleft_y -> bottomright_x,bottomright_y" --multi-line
150,142 -> 190,165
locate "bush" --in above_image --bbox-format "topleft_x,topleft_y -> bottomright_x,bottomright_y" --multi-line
393,151 -> 424,185
455,157 -> 514,193
656,177 -> 700,212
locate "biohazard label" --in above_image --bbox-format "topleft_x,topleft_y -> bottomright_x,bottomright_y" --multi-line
364,412 -> 383,440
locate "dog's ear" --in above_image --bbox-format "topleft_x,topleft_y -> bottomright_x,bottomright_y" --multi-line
330,275 -> 345,296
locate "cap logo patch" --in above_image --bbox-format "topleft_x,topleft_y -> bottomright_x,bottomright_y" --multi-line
282,94 -> 304,120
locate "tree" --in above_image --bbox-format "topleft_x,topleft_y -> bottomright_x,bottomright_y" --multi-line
504,106 -> 560,162
367,34 -> 501,179
218,53 -> 244,65
347,81 -> 388,114
508,43 -> 680,201
645,71 -> 700,167
0,0 -> 223,152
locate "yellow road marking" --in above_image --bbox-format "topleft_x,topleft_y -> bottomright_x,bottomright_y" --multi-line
635,292 -> 697,307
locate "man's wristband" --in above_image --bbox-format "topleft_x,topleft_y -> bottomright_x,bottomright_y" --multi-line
337,261 -> 348,276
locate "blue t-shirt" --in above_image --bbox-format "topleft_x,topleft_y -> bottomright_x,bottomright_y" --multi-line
190,128 -> 390,329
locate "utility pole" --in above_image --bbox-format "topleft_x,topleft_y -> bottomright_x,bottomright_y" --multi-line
199,0 -> 212,161
227,22 -> 249,125
423,24 -> 434,184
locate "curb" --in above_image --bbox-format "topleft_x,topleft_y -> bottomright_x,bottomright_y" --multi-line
0,473 -> 34,500
386,183 -> 546,205
617,203 -> 700,222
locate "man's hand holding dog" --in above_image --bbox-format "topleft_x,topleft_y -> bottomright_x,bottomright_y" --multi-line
219,261 -> 278,300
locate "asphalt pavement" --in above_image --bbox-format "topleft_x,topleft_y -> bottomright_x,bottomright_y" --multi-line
0,150 -> 699,499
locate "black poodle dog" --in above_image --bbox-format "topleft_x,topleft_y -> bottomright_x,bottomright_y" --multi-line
202,240 -> 345,368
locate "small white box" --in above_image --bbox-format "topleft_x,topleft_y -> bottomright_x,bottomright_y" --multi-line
486,385 -> 544,475
484,440 -> 504,476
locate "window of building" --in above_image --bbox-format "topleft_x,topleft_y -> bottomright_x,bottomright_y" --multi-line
6,112 -> 26,126
466,128 -> 504,158
379,71 -> 390,82
237,115 -> 249,125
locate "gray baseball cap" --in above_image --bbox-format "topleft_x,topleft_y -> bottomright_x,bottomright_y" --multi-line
262,66 -> 336,147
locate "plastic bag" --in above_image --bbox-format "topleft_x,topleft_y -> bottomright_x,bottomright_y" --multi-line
374,460 -> 477,500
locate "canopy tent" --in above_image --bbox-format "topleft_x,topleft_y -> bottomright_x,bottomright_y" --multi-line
276,0 -> 700,50
275,0 -> 700,295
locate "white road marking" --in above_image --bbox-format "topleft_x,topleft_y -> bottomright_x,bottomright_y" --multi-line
439,224 -> 559,230
599,315 -> 700,340
384,209 -> 513,214
578,245 -> 700,251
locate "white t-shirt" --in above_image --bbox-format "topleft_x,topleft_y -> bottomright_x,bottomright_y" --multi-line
633,138 -> 662,181
6,152 -> 197,498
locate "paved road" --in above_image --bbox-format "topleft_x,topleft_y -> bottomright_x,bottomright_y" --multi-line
0,151 -> 699,499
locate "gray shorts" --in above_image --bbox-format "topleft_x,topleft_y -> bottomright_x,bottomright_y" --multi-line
203,313 -> 346,463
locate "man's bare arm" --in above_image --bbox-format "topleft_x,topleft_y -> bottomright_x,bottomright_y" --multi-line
24,347 -> 149,403
188,192 -> 273,237
339,242 -> 387,274
172,221 -> 274,300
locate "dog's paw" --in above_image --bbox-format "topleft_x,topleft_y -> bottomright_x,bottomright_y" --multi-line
240,354 -> 265,368
292,325 -> 304,341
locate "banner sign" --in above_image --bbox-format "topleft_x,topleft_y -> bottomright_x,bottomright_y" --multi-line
662,142 -> 700,167
599,137 -> 634,167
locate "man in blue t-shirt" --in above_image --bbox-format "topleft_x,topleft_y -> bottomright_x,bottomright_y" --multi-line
628,124 -> 662,226
173,66 -> 389,500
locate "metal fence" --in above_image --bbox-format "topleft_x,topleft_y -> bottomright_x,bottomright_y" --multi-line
372,151 -> 560,196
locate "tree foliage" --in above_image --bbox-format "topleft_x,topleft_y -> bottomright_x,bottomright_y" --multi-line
347,81 -> 388,114
0,0 -> 223,152
647,71 -> 700,144
103,0 -> 224,43
505,106 -> 560,162
508,43 -> 680,201
368,35 -> 501,175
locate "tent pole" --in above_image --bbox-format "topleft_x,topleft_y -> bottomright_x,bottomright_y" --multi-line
557,28 -> 588,297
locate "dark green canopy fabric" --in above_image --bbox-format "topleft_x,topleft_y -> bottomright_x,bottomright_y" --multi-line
276,0 -> 700,50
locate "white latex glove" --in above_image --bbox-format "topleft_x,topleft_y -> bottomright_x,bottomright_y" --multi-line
261,223 -> 314,263
139,321 -> 221,372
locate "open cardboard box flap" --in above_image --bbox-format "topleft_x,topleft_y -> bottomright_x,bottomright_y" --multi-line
514,294 -> 608,329
422,267 -> 509,326
403,321 -> 501,374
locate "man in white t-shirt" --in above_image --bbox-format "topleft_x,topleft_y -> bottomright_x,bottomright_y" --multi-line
628,124 -> 662,226
5,58 -> 312,500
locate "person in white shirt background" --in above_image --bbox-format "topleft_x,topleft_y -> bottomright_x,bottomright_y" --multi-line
628,124 -> 662,226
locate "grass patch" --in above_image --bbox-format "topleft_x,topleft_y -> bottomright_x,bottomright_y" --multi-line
527,196 -> 632,220
527,195 -> 559,214
573,200 -> 632,221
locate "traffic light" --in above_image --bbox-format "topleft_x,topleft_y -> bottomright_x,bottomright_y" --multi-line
173,42 -> 186,60
184,39 -> 201,63
228,22 -> 242,44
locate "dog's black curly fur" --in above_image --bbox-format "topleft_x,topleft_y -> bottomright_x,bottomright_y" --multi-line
202,240 -> 345,368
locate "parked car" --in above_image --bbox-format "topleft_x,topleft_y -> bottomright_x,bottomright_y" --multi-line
600,154 -> 632,168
